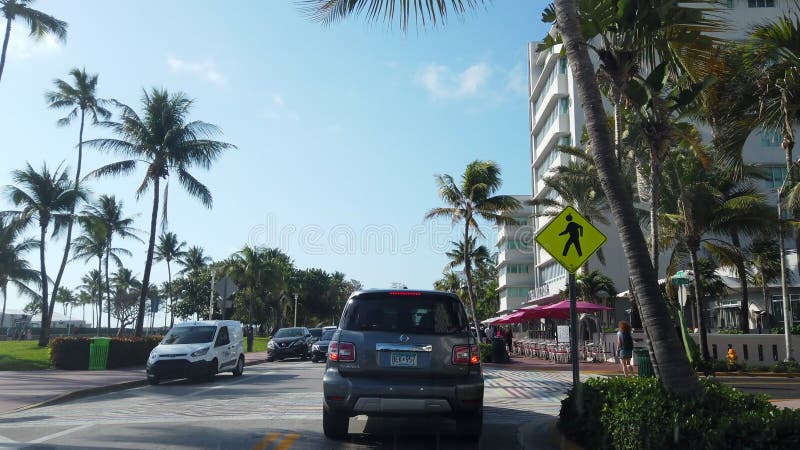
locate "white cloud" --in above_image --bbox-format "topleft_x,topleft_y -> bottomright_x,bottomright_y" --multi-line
7,29 -> 61,60
504,63 -> 528,97
166,56 -> 228,87
264,93 -> 299,122
415,63 -> 491,99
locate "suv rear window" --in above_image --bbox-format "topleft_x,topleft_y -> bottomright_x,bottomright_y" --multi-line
341,293 -> 468,334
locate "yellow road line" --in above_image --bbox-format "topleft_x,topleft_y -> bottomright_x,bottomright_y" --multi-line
252,432 -> 281,450
275,433 -> 300,450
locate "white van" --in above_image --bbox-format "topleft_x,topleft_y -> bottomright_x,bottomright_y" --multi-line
146,320 -> 245,385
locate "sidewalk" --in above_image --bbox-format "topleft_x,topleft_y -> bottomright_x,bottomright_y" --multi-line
0,351 -> 267,415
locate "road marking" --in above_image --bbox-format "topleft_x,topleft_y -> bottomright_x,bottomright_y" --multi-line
252,432 -> 280,450
275,433 -> 300,450
184,372 -> 277,397
0,433 -> 17,444
28,424 -> 92,444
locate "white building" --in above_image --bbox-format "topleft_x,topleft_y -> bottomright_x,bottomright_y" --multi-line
497,0 -> 800,331
495,196 -> 536,312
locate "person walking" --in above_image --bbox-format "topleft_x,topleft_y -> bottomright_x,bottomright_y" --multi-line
616,321 -> 634,377
505,327 -> 514,356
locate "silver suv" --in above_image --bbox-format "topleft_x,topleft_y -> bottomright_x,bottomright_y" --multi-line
322,290 -> 484,440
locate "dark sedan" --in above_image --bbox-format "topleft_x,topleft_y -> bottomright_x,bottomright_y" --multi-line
310,329 -> 336,362
266,327 -> 312,361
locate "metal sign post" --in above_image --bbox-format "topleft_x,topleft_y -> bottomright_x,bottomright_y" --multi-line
569,273 -> 579,386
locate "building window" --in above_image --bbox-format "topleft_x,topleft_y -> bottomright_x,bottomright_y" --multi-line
761,129 -> 781,147
771,294 -> 800,324
748,0 -> 775,7
559,97 -> 569,115
507,287 -> 529,298
766,166 -> 787,190
727,0 -> 734,7
507,240 -> 530,250
538,262 -> 567,286
558,57 -> 568,75
559,135 -> 570,147
507,264 -> 529,274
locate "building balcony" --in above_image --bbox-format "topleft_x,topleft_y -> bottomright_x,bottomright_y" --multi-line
533,76 -> 569,124
497,248 -> 534,266
499,272 -> 536,289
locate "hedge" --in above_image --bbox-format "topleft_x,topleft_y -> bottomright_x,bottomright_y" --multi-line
50,336 -> 163,370
559,377 -> 800,450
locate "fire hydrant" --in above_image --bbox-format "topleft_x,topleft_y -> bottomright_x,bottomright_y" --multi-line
727,345 -> 738,369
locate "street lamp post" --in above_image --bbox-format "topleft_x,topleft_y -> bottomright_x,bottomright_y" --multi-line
294,293 -> 298,327
777,177 -> 794,361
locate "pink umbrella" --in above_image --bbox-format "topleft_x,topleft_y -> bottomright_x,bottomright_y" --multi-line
541,300 -> 612,314
494,307 -> 568,324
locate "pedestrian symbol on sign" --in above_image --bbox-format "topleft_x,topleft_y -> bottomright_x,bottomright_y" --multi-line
559,214 -> 584,257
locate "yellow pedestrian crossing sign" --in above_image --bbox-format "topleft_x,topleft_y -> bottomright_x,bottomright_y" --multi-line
535,206 -> 607,273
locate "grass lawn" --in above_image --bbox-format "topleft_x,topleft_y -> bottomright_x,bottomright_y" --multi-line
251,336 -> 269,353
0,341 -> 51,370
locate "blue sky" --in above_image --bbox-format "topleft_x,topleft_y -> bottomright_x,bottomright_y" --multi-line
0,1 -> 550,319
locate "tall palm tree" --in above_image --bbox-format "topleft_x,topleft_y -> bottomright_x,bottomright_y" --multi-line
302,0 -> 702,396
0,217 -> 38,330
81,195 -> 140,331
79,269 -> 102,334
154,231 -> 186,327
54,286 -> 73,317
178,245 -> 212,275
0,0 -> 67,84
3,162 -> 84,346
749,236 -> 785,321
87,88 -> 235,336
110,266 -> 141,335
44,68 -> 111,316
425,160 -> 520,339
443,236 -> 490,315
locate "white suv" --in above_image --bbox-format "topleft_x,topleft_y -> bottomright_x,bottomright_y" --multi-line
147,320 -> 245,385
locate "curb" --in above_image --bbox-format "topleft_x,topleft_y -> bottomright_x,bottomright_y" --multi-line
2,357 -> 270,415
698,371 -> 800,378
548,420 -> 584,450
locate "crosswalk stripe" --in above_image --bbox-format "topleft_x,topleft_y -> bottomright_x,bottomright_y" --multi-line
251,432 -> 281,450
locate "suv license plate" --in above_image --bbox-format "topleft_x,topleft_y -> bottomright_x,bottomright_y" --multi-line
390,352 -> 418,367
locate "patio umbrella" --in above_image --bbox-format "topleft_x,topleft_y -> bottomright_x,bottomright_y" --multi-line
494,307 -> 568,324
540,300 -> 612,314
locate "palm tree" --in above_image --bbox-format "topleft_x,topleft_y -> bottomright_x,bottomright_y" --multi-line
443,236 -> 490,316
3,163 -> 84,346
54,286 -> 73,317
78,269 -> 102,334
110,266 -> 141,335
0,217 -> 38,330
155,231 -> 186,327
44,68 -> 112,315
87,88 -> 235,336
81,195 -> 140,331
0,0 -> 67,84
425,160 -> 520,340
749,236 -> 785,325
178,245 -> 212,275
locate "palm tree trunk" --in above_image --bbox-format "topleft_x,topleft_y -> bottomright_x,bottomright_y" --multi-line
167,261 -> 174,328
0,18 -> 11,83
97,257 -> 102,336
463,223 -> 481,342
136,177 -> 160,336
649,154 -> 661,276
689,248 -> 710,360
38,225 -> 50,347
730,231 -> 750,333
1,282 -> 7,333
48,111 -> 86,326
105,246 -> 111,331
552,0 -> 700,396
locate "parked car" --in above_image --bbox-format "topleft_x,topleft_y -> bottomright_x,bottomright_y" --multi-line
322,289 -> 483,440
146,320 -> 245,385
311,328 -> 336,362
267,326 -> 312,361
308,327 -> 323,344
322,325 -> 338,333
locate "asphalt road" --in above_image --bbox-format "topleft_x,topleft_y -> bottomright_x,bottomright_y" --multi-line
0,361 -> 585,450
718,375 -> 800,401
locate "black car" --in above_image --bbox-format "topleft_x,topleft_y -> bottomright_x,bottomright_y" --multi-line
308,328 -> 323,344
310,329 -> 335,362
266,327 -> 312,361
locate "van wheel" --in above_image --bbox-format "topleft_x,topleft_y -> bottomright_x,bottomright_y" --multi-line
232,355 -> 244,376
323,408 -> 349,439
205,359 -> 218,381
455,409 -> 482,442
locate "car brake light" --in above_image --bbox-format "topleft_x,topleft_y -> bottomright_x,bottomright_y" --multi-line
388,291 -> 421,296
453,344 -> 479,365
328,341 -> 356,362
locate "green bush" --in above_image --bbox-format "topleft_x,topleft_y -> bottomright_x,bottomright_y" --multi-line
771,324 -> 800,335
772,360 -> 800,373
717,328 -> 743,334
49,337 -> 92,370
106,336 -> 163,369
50,336 -> 163,369
558,377 -> 800,450
478,343 -> 492,363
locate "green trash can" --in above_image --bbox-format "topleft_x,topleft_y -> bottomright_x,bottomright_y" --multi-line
89,337 -> 111,370
491,337 -> 507,363
635,348 -> 655,378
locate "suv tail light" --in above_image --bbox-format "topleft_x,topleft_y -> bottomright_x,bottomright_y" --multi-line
452,344 -> 479,365
329,341 -> 356,362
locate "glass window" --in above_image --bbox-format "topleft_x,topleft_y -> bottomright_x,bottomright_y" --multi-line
559,135 -> 571,147
539,262 -> 567,286
215,327 -> 230,346
727,0 -> 733,7
507,287 -> 529,298
507,240 -> 530,250
507,264 -> 529,274
162,326 -> 216,344
761,130 -> 781,147
514,217 -> 528,226
320,329 -> 335,341
558,57 -> 568,75
766,166 -> 787,190
771,294 -> 800,323
559,97 -> 569,115
341,294 -> 468,334
274,327 -> 305,338
748,0 -> 775,7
